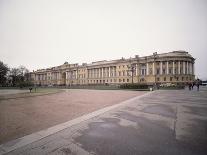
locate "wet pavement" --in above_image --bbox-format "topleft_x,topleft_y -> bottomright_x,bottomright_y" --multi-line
1,87 -> 207,155
0,89 -> 28,95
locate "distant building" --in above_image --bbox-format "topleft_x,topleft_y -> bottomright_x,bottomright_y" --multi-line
29,51 -> 195,86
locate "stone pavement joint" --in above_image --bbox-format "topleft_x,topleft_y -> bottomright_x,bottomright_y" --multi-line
0,91 -> 153,155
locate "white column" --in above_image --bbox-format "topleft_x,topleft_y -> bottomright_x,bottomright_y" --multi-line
136,64 -> 138,76
186,62 -> 189,74
109,67 -> 110,77
152,62 -> 155,75
146,63 -> 149,75
102,68 -> 104,78
160,62 -> 163,75
172,61 -> 175,75
76,70 -> 78,79
166,61 -> 169,74
178,61 -> 180,74
183,61 -> 185,74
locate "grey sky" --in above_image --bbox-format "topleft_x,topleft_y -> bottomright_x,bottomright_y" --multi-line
0,0 -> 207,79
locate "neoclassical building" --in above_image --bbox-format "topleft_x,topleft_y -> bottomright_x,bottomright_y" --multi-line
30,51 -> 195,86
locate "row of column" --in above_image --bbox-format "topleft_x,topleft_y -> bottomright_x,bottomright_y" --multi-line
88,67 -> 116,78
36,72 -> 63,81
149,61 -> 194,75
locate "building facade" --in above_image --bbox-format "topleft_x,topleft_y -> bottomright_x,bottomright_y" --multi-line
30,51 -> 195,86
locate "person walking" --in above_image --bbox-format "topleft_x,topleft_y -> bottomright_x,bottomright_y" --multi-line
191,81 -> 195,90
196,79 -> 200,91
188,82 -> 192,91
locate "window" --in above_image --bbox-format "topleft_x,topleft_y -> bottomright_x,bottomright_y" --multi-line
156,68 -> 160,75
157,77 -> 160,81
170,77 -> 173,81
164,77 -> 166,81
175,69 -> 177,74
169,68 -> 172,74
141,69 -> 146,75
163,69 -> 166,74
119,71 -> 121,76
149,68 -> 152,75
182,77 -> 184,81
119,79 -> 122,82
127,79 -> 129,82
123,71 -> 125,76
110,79 -> 112,82
123,79 -> 125,82
163,62 -> 165,65
176,77 -> 179,81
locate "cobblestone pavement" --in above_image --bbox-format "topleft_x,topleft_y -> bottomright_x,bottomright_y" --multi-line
0,89 -> 144,144
1,87 -> 207,155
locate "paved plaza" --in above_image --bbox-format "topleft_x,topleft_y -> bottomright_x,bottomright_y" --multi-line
1,87 -> 207,155
0,89 -> 145,144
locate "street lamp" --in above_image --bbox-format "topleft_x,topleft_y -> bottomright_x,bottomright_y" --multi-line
128,58 -> 136,84
153,52 -> 158,89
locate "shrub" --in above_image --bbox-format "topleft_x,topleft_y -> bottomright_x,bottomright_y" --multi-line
120,83 -> 149,89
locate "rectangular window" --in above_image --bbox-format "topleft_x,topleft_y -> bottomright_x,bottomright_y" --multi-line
163,69 -> 165,74
119,71 -> 121,76
170,77 -> 173,81
157,68 -> 160,75
123,71 -> 125,76
164,77 -> 166,81
169,68 -> 172,74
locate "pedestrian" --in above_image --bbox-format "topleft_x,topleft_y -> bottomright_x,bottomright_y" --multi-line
192,81 -> 195,90
196,79 -> 200,91
188,82 -> 192,91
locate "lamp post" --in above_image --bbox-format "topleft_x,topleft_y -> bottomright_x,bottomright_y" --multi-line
128,58 -> 136,84
153,52 -> 158,89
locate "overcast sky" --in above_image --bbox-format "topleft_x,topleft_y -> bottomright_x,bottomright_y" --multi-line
0,0 -> 207,79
